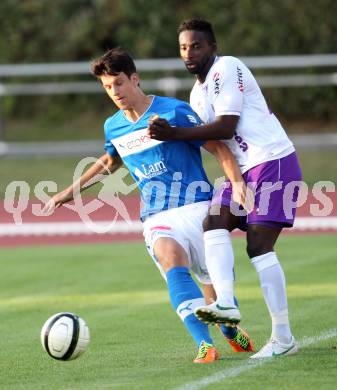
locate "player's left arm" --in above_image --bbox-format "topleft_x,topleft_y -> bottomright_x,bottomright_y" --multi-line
43,153 -> 123,213
203,140 -> 253,211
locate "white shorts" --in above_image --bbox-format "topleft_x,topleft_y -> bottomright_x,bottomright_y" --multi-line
142,201 -> 211,284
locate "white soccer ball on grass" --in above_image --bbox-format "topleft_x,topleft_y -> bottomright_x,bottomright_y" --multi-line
41,312 -> 90,360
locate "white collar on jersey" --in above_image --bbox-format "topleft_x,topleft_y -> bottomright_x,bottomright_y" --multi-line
122,95 -> 155,124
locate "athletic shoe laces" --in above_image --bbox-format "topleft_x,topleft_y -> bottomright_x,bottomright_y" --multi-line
233,330 -> 250,350
196,342 -> 212,359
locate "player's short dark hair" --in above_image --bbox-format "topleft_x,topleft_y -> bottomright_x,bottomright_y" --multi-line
177,18 -> 217,46
91,48 -> 137,78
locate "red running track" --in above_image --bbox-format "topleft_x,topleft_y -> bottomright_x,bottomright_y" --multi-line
0,191 -> 336,248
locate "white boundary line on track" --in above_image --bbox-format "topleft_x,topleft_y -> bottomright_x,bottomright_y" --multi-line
0,217 -> 336,237
172,327 -> 337,390
0,220 -> 143,236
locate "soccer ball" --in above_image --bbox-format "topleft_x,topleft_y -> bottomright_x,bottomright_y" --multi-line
41,312 -> 90,360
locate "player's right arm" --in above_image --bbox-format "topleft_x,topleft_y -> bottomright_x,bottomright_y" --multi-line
148,115 -> 238,141
149,58 -> 243,141
43,153 -> 122,213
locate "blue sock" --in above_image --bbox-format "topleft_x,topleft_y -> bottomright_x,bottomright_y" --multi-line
220,324 -> 238,339
219,296 -> 239,339
166,266 -> 213,346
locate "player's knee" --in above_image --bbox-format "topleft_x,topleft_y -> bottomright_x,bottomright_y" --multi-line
246,240 -> 272,258
247,225 -> 281,258
203,205 -> 237,232
160,255 -> 189,273
203,214 -> 218,231
246,242 -> 258,258
154,240 -> 189,272
202,214 -> 225,232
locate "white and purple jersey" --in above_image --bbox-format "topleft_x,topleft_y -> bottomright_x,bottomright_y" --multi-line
190,56 -> 295,173
104,95 -> 213,219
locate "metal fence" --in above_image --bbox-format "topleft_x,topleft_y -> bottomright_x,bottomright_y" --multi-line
1,54 -> 337,97
1,133 -> 337,158
0,54 -> 336,154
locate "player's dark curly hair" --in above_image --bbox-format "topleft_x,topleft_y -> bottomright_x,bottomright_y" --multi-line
91,48 -> 137,78
177,18 -> 217,46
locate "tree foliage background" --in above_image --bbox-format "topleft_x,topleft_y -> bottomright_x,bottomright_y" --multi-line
1,0 -> 336,61
0,0 -> 336,140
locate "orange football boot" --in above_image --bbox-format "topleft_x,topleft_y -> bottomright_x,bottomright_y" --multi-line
193,341 -> 220,363
218,325 -> 254,352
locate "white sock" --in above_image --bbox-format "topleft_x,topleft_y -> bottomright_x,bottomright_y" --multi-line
251,252 -> 292,344
204,229 -> 235,307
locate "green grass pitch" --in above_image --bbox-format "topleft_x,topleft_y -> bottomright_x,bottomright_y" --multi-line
0,234 -> 337,389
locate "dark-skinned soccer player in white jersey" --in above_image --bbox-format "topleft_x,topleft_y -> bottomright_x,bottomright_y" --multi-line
148,19 -> 301,358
